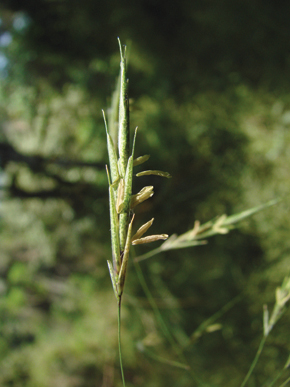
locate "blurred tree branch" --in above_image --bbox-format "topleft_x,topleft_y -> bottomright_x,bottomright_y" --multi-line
0,142 -> 106,202
0,142 -> 104,171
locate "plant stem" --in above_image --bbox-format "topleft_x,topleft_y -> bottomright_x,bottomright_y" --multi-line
133,258 -> 180,355
133,258 -> 215,387
279,376 -> 290,387
262,368 -> 285,387
189,294 -> 242,345
134,246 -> 163,262
118,299 -> 126,387
240,335 -> 267,387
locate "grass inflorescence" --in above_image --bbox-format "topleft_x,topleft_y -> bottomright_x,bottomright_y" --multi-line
104,38 -> 170,386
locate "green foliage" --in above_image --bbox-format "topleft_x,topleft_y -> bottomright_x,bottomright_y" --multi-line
0,2 -> 290,386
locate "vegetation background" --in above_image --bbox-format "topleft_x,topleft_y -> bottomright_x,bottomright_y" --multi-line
0,0 -> 290,386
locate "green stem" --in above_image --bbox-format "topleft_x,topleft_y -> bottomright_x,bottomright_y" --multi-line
279,376 -> 290,387
118,299 -> 126,387
240,335 -> 267,387
189,294 -> 242,345
262,368 -> 285,387
133,258 -> 181,355
134,246 -> 163,262
141,346 -> 190,370
133,258 -> 212,386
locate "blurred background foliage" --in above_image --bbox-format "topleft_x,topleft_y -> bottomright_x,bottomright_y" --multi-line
0,0 -> 290,386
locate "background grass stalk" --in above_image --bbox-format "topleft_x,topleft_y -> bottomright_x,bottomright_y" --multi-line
241,277 -> 290,387
240,336 -> 267,387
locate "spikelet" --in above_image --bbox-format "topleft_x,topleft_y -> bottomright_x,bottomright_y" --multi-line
105,39 -> 170,302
